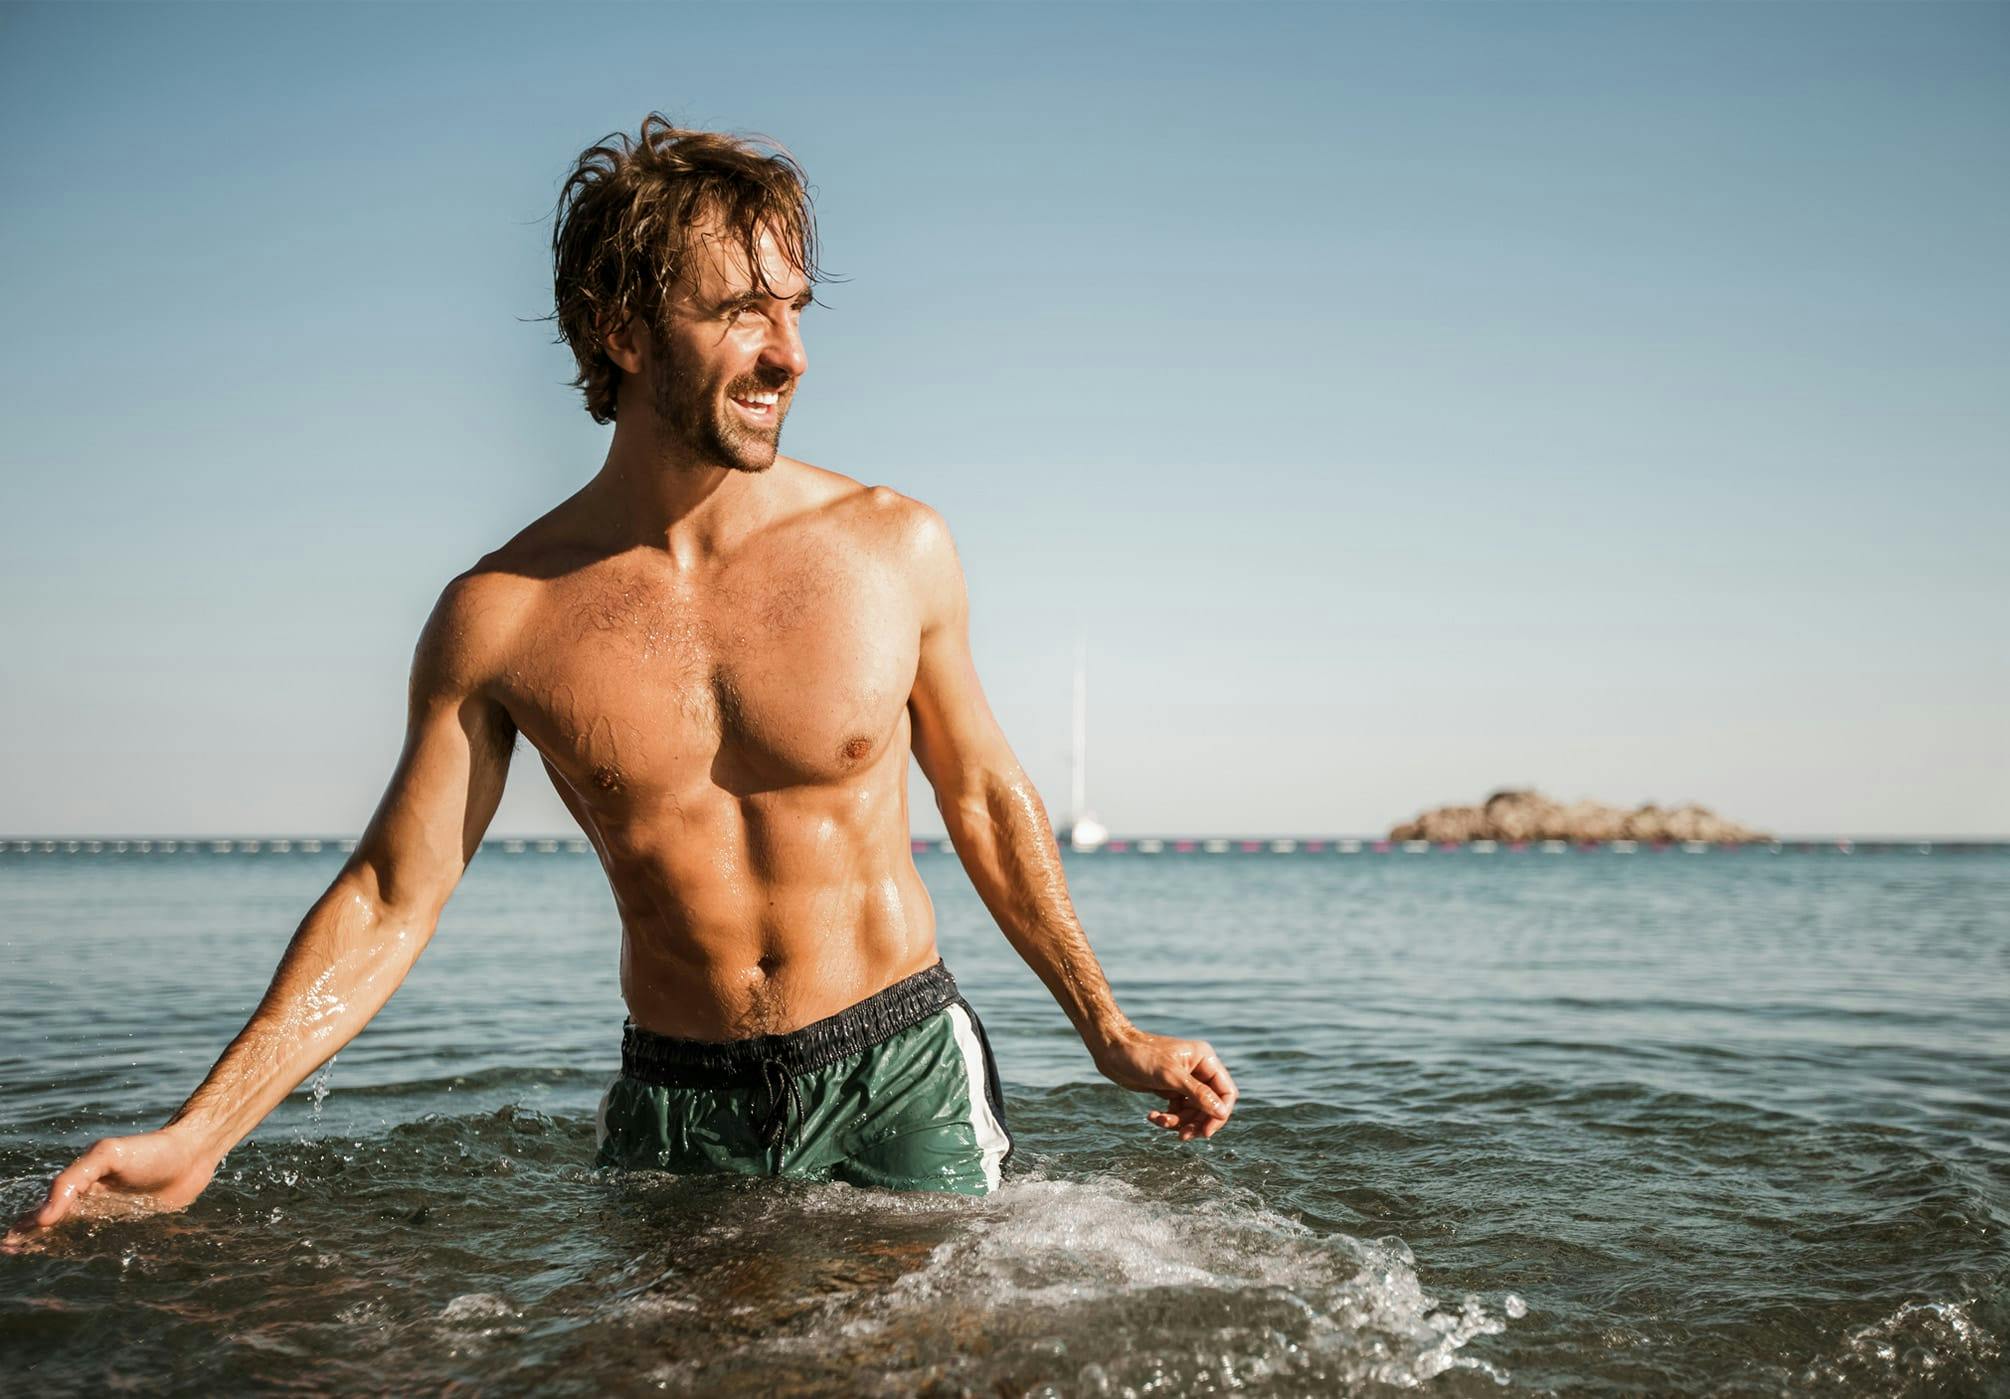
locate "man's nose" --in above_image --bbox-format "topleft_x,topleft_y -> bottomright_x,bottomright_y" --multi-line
761,314 -> 808,381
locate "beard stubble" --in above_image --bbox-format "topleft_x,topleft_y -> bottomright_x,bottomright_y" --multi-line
645,331 -> 788,474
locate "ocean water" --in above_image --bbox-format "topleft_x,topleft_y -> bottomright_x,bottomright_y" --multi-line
2,843 -> 2006,1396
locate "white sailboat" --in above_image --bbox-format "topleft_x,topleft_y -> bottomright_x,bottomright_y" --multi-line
1061,639 -> 1108,853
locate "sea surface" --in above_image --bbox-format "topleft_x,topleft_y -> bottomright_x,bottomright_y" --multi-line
1,842 -> 2006,1396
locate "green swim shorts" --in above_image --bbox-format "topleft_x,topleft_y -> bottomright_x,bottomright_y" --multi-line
595,960 -> 1015,1195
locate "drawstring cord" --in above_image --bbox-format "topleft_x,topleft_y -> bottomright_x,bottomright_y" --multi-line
756,1056 -> 804,1154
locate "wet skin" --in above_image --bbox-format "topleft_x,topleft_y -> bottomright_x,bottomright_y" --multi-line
486,464 -> 958,1040
8,215 -> 1237,1241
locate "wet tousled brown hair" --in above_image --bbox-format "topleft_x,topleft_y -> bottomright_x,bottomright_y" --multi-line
551,113 -> 824,423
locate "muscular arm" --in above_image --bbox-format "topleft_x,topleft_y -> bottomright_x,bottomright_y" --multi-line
903,507 -> 1237,1140
9,574 -> 517,1237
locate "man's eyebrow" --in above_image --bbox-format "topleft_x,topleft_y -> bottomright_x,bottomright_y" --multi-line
717,287 -> 815,311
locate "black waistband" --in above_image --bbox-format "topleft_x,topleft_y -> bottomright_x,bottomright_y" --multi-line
619,959 -> 962,1089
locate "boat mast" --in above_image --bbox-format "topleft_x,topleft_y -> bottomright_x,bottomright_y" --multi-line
1071,638 -> 1088,826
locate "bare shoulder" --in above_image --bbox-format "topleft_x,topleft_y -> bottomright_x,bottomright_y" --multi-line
793,470 -> 967,644
410,555 -> 535,701
890,493 -> 965,612
414,487 -> 609,686
790,460 -> 958,575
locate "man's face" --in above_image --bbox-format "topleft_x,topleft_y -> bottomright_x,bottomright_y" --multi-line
645,214 -> 811,473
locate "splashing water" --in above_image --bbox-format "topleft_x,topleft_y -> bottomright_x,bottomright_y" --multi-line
616,1169 -> 1525,1395
1797,1299 -> 2003,1392
306,1056 -> 335,1124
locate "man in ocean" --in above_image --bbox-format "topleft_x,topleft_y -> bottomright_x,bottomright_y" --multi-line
14,115 -> 1236,1229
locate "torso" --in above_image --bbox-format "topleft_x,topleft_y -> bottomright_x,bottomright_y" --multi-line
468,461 -> 940,1040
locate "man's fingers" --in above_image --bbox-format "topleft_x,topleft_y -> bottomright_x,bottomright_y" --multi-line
1149,1094 -> 1226,1142
1191,1050 -> 1238,1109
1148,1104 -> 1208,1136
1179,1072 -> 1230,1121
1130,1039 -> 1239,1141
36,1144 -> 114,1227
3,1208 -> 42,1249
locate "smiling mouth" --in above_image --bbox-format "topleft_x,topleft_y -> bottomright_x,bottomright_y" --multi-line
728,388 -> 782,420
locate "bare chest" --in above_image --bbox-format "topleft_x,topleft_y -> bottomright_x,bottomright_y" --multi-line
497,552 -> 920,804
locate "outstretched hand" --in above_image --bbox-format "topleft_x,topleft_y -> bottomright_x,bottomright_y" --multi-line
1093,1028 -> 1239,1141
3,1130 -> 215,1249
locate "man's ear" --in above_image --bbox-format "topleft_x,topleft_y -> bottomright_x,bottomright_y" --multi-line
601,313 -> 648,376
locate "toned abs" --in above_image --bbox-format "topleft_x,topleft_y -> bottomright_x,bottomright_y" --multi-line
471,473 -> 942,1040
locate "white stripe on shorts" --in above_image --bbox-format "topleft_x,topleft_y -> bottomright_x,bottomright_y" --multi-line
595,1072 -> 618,1152
944,1003 -> 1011,1193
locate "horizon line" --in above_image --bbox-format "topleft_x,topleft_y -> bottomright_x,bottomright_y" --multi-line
4,832 -> 2007,848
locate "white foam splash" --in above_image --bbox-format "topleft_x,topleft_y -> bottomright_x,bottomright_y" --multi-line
1800,1298 -> 2000,1390
620,1170 -> 1522,1392
441,1292 -> 518,1322
437,1291 -> 525,1360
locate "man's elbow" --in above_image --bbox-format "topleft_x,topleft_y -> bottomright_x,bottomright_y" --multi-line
339,843 -> 460,933
935,785 -> 988,839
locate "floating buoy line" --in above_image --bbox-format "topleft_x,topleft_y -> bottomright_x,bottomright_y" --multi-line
1,837 -> 1985,857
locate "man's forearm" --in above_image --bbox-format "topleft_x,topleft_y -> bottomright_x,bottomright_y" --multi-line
938,767 -> 1138,1056
164,874 -> 435,1161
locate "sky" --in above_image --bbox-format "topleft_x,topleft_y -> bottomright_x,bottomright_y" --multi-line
2,1 -> 2005,839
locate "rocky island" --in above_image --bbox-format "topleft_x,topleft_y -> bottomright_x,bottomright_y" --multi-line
1389,789 -> 1769,844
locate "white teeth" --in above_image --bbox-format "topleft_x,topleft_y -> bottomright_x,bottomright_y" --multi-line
736,390 -> 779,406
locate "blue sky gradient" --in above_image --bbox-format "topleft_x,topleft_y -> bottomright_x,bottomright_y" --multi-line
3,2 -> 2005,837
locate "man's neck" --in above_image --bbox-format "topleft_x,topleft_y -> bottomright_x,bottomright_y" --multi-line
586,422 -> 779,567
